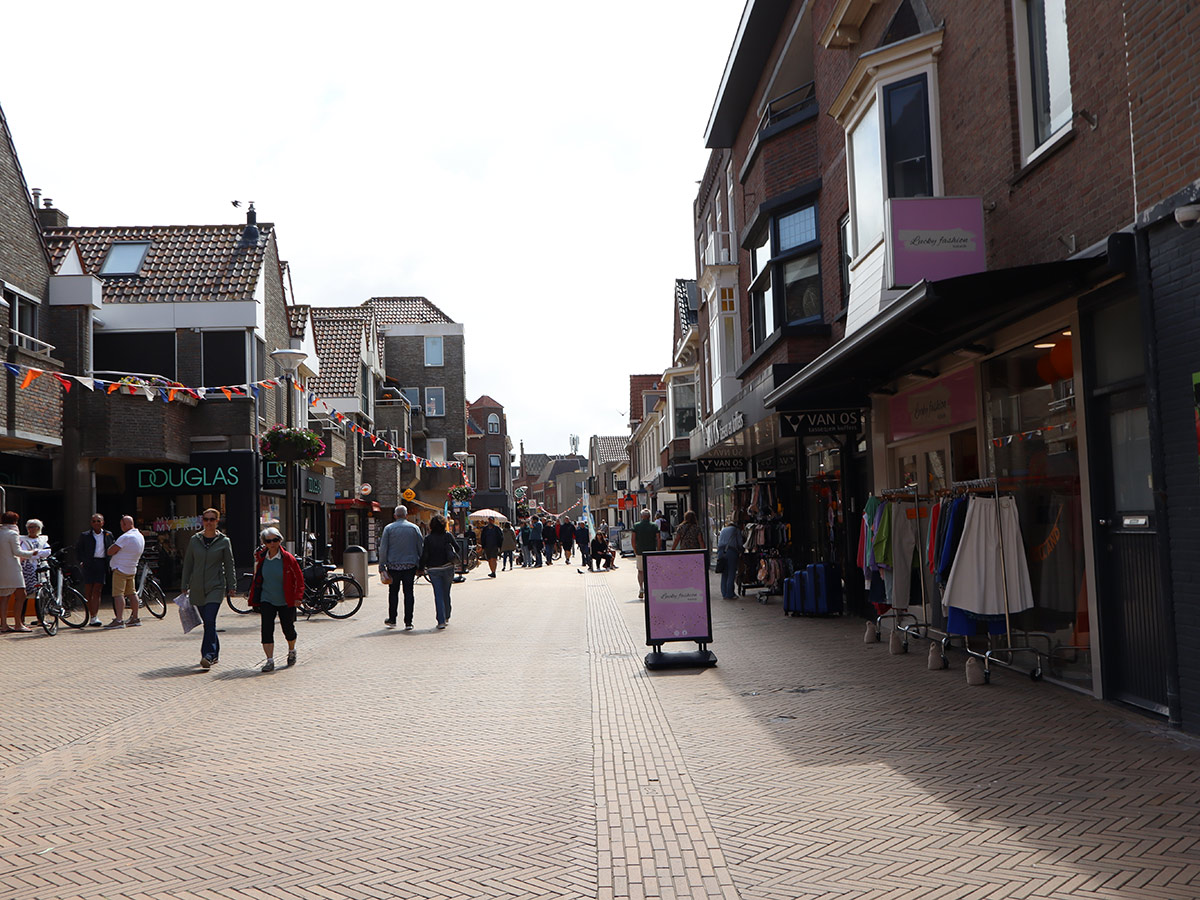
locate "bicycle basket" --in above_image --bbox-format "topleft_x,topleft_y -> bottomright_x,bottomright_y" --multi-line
302,564 -> 326,587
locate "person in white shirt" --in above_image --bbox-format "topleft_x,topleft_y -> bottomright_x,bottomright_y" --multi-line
105,516 -> 145,628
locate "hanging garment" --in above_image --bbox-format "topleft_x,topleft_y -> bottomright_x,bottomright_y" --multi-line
880,501 -> 932,610
871,502 -> 894,570
860,496 -> 881,575
936,496 -> 969,586
927,501 -> 942,574
943,496 -> 1034,617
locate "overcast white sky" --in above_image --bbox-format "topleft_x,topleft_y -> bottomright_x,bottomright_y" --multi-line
3,1 -> 743,459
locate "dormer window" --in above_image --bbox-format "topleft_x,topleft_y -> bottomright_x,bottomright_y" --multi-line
99,242 -> 150,276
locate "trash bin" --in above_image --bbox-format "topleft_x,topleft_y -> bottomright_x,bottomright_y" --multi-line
342,545 -> 368,590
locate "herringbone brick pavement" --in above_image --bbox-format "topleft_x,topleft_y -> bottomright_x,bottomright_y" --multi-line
0,561 -> 1197,899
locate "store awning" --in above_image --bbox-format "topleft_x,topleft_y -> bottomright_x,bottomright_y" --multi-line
765,257 -> 1107,411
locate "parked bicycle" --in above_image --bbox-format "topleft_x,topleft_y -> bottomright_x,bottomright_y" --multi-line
227,554 -> 363,619
134,561 -> 168,620
33,548 -> 88,635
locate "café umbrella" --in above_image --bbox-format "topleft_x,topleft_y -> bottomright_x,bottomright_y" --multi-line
467,508 -> 508,523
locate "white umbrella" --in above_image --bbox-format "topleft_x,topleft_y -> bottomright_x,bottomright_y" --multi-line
467,508 -> 508,522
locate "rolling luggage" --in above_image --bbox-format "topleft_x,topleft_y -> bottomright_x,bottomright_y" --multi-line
803,562 -> 843,615
783,570 -> 806,616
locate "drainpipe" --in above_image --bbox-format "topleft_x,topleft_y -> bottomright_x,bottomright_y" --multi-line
1135,225 -> 1182,729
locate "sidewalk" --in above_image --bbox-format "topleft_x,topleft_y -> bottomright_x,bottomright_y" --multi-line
0,562 -> 1195,899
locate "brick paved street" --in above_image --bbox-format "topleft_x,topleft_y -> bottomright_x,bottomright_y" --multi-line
1,561 -> 1198,900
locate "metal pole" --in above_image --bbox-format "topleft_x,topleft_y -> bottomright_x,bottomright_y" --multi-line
285,373 -> 295,554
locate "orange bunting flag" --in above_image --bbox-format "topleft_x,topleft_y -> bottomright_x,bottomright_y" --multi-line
168,388 -> 177,402
19,369 -> 41,389
220,387 -> 233,400
107,383 -> 120,394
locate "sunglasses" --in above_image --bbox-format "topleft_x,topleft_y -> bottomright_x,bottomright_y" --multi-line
263,537 -> 281,544
202,517 -> 218,522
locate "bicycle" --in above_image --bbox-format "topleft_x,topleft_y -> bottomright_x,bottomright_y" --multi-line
227,555 -> 363,619
134,562 -> 168,619
33,549 -> 89,635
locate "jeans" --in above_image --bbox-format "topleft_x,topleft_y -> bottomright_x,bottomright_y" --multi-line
544,543 -> 555,565
427,564 -> 454,625
532,541 -> 543,566
502,550 -> 514,569
719,548 -> 740,598
386,567 -> 417,625
199,601 -> 221,660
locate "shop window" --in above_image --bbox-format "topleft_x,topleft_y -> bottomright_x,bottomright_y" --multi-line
202,331 -> 246,387
489,454 -> 502,490
981,332 -> 1088,690
95,331 -> 176,380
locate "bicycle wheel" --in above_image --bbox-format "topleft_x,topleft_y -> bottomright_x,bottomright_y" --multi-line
465,550 -> 480,572
60,586 -> 89,628
225,590 -> 253,615
35,584 -> 58,636
321,575 -> 363,619
140,578 -> 168,619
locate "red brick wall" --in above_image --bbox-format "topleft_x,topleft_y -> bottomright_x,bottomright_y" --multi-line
1121,1 -> 1200,215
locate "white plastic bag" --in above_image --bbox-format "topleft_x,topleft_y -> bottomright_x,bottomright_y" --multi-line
175,592 -> 201,634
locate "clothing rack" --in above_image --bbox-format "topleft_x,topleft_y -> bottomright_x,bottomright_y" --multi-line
949,477 -> 1043,684
870,485 -> 932,650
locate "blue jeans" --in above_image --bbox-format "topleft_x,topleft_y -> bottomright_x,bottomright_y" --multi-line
719,548 -> 740,599
502,550 -> 514,569
198,601 -> 221,660
427,564 -> 454,624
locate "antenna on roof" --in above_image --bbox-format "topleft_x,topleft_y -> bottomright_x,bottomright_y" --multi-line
569,434 -> 579,455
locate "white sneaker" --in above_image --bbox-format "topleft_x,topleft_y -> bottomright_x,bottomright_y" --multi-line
88,617 -> 103,627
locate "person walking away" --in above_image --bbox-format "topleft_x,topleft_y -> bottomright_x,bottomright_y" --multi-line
543,517 -> 557,566
530,516 -> 544,567
75,514 -> 115,627
656,512 -> 671,549
247,527 -> 303,671
180,509 -> 237,668
717,520 -> 743,600
0,512 -> 38,632
105,515 -> 145,627
378,505 -> 424,630
18,518 -> 50,609
575,521 -> 591,569
518,519 -> 532,568
480,517 -> 503,577
500,522 -> 517,570
670,509 -> 705,551
418,514 -> 459,629
558,516 -> 574,563
631,508 -> 660,599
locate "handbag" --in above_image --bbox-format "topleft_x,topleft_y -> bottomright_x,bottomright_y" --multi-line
715,554 -> 727,573
175,592 -> 201,634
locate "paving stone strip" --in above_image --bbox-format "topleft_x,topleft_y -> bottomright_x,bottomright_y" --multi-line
587,575 -> 741,900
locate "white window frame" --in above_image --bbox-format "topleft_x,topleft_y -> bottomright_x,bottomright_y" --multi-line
487,413 -> 500,434
464,454 -> 476,487
425,386 -> 445,417
836,32 -> 945,263
1012,0 -> 1073,164
424,335 -> 444,367
426,438 -> 447,462
488,454 -> 502,490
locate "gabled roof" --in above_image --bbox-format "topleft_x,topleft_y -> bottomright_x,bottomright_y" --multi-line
43,223 -> 272,303
44,236 -> 88,274
308,306 -> 376,397
628,374 -> 663,423
467,416 -> 485,437
366,296 -> 457,325
592,435 -> 629,464
534,456 -> 586,485
287,304 -> 310,340
469,395 -> 503,408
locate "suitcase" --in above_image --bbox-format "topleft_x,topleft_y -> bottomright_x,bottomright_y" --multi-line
804,562 -> 843,615
783,571 -> 805,616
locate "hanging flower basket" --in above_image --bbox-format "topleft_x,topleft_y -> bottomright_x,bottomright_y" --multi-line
260,424 -> 325,464
448,484 -> 475,502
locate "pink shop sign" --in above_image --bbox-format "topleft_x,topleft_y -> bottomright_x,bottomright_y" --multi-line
889,368 -> 976,442
887,197 -> 986,288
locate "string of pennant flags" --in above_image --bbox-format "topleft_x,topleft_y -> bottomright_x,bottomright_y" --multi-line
4,362 -> 467,474
990,422 -> 1074,448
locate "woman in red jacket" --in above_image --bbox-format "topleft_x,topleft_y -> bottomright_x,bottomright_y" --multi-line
247,526 -> 304,672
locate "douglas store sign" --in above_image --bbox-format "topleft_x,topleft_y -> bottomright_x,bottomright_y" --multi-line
128,452 -> 255,494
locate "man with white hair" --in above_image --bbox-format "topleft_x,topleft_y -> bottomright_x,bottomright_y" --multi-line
631,508 -> 660,600
106,515 -> 145,627
378,505 -> 424,629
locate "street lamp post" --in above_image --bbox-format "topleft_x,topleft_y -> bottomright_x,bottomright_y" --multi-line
270,348 -> 308,555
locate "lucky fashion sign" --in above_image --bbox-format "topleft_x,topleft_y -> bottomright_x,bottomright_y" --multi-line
643,550 -> 713,645
887,197 -> 986,288
889,368 -> 976,442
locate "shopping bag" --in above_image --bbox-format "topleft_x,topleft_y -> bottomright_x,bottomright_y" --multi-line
715,555 -> 727,574
174,592 -> 201,634
379,568 -> 392,585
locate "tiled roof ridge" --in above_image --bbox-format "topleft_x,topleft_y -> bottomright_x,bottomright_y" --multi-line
469,394 -> 503,408
46,222 -> 274,235
365,295 -> 458,325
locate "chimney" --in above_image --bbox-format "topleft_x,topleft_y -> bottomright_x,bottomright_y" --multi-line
241,201 -> 260,244
37,196 -> 68,229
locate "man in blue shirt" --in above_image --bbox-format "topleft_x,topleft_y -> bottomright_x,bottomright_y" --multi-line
378,505 -> 424,630
530,516 -> 544,568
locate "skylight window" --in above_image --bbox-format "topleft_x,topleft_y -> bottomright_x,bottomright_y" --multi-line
99,241 -> 151,276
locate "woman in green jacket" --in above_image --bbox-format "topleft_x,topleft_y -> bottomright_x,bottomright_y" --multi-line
180,508 -> 237,668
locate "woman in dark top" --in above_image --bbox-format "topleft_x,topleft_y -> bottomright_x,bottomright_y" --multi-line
418,514 -> 460,630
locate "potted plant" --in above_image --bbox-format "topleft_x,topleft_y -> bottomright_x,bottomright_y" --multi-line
448,484 -> 475,503
260,424 -> 325,464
